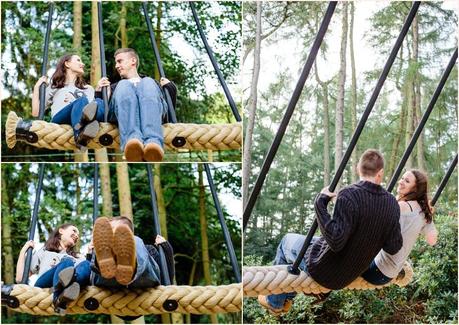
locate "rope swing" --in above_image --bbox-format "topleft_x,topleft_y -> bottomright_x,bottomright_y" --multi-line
1,163 -> 242,316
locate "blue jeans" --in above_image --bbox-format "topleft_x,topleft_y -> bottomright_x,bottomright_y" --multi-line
108,78 -> 168,150
52,97 -> 105,131
35,257 -> 91,299
266,233 -> 317,309
361,260 -> 392,285
94,236 -> 161,288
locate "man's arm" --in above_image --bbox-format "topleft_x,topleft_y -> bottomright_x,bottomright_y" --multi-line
160,78 -> 177,109
314,191 -> 355,252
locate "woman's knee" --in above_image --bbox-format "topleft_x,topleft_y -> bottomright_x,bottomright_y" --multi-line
59,257 -> 74,267
74,96 -> 89,105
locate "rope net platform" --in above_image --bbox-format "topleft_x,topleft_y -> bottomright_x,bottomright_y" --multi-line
243,261 -> 413,297
3,283 -> 241,316
6,112 -> 242,152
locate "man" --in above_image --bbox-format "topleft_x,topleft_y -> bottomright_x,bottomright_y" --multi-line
91,216 -> 174,288
258,149 -> 403,315
96,48 -> 177,162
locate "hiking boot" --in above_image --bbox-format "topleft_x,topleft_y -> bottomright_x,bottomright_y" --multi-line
55,266 -> 76,293
75,120 -> 99,147
113,224 -> 136,286
93,217 -> 116,279
258,295 -> 292,316
74,102 -> 98,130
53,282 -> 80,313
143,142 -> 164,162
124,138 -> 144,162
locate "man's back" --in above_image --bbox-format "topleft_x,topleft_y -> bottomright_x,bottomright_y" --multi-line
306,181 -> 402,289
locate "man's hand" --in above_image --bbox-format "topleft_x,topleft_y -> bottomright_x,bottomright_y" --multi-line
96,77 -> 111,91
320,187 -> 337,200
155,235 -> 166,245
159,77 -> 171,87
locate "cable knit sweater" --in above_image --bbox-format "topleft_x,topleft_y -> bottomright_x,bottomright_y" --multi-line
306,181 -> 402,289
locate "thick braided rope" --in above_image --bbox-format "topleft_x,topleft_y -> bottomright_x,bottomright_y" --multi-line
5,111 -> 241,151
7,283 -> 241,316
243,261 -> 413,297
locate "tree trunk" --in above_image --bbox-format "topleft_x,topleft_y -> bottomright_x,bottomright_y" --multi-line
116,163 -> 133,218
243,1 -> 262,210
334,2 -> 348,190
322,83 -> 330,186
2,169 -> 15,295
73,1 -> 88,162
198,164 -> 218,324
349,2 -> 358,182
99,163 -> 113,217
154,164 -> 168,238
154,2 -> 162,80
412,16 -> 426,171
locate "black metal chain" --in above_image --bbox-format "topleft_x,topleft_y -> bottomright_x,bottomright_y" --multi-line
38,4 -> 54,120
189,2 -> 241,122
204,164 -> 241,282
243,1 -> 338,231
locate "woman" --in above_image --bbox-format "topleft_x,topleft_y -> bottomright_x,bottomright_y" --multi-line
16,224 -> 91,313
32,54 -> 105,149
362,169 -> 438,285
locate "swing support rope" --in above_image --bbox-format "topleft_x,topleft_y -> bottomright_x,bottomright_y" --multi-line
243,1 -> 338,230
289,1 -> 421,274
387,48 -> 458,192
38,4 -> 54,120
146,164 -> 171,287
431,154 -> 458,206
189,2 -> 242,122
21,164 -> 45,284
204,164 -> 241,282
142,2 -> 177,124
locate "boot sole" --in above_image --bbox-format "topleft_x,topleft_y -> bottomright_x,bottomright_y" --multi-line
75,120 -> 99,147
124,139 -> 144,162
93,217 -> 116,279
54,282 -> 80,310
113,225 -> 136,285
143,143 -> 164,162
55,266 -> 75,292
75,102 -> 98,130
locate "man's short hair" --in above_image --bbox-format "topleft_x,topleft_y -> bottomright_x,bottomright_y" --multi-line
114,48 -> 139,68
110,216 -> 134,231
358,149 -> 384,177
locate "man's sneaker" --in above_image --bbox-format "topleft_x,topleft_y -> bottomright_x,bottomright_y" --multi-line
113,224 -> 136,286
75,102 -> 98,130
124,138 -> 144,162
53,282 -> 80,313
75,120 -> 99,147
143,142 -> 164,162
55,266 -> 76,293
93,217 -> 116,279
258,295 -> 292,316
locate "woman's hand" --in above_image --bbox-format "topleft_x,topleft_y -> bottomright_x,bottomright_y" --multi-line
33,76 -> 48,90
20,240 -> 35,255
155,235 -> 166,245
159,77 -> 171,87
96,77 -> 111,91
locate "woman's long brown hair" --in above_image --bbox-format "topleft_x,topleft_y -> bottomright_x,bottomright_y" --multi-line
398,169 -> 433,223
50,54 -> 87,89
44,223 -> 79,258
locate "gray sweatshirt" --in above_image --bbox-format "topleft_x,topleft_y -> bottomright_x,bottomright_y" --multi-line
30,246 -> 85,278
45,82 -> 95,117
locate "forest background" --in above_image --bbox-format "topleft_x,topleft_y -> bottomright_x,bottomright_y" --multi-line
1,162 -> 242,324
243,1 -> 457,324
1,1 -> 241,162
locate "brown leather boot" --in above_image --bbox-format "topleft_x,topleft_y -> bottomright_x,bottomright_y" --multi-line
124,138 -> 144,162
93,217 -> 116,279
143,142 -> 164,162
258,295 -> 293,316
113,224 -> 136,285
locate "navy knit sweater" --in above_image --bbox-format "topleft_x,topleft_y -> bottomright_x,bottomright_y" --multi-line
306,181 -> 402,290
